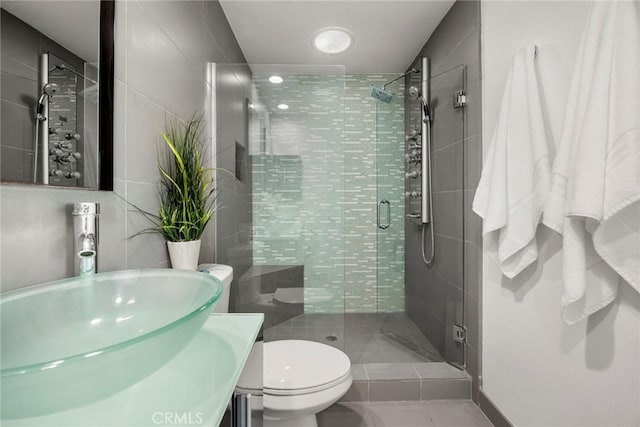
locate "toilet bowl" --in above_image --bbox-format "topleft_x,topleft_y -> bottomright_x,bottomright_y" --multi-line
199,264 -> 353,427
237,339 -> 352,427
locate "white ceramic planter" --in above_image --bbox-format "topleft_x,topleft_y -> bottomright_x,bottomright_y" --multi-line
167,239 -> 201,271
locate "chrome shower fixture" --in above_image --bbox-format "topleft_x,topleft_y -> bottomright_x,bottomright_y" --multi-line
370,86 -> 393,103
39,82 -> 60,99
36,83 -> 60,117
371,68 -> 420,104
384,67 -> 418,89
416,57 -> 435,265
408,86 -> 431,121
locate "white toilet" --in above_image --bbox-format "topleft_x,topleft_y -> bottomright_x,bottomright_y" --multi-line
199,264 -> 353,427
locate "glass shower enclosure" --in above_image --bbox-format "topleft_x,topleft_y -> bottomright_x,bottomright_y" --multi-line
371,62 -> 467,368
213,60 -> 467,370
215,64 -> 348,351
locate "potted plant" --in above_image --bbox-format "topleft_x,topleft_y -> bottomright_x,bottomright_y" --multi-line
135,115 -> 216,270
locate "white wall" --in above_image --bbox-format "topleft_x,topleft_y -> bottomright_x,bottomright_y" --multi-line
481,2 -> 640,426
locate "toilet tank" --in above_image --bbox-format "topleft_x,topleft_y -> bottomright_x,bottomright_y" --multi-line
198,264 -> 233,313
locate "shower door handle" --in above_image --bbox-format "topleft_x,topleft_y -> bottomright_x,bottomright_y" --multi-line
377,200 -> 390,229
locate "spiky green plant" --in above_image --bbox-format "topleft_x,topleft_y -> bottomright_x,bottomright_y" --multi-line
133,115 -> 216,242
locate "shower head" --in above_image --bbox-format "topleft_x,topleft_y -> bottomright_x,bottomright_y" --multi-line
42,83 -> 60,97
371,86 -> 393,103
36,83 -> 60,115
38,83 -> 60,104
409,86 -> 430,120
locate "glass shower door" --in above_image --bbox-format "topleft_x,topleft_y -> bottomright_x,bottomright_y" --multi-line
374,78 -> 406,314
376,64 -> 467,369
226,65 -> 347,352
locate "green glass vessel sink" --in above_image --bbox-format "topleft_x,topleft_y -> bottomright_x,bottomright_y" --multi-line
0,269 -> 222,419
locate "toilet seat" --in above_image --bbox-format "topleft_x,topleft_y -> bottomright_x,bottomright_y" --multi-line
264,340 -> 351,395
266,369 -> 351,396
236,340 -> 351,396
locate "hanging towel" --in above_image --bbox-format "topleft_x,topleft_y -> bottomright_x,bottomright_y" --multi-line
473,44 -> 552,279
543,1 -> 640,324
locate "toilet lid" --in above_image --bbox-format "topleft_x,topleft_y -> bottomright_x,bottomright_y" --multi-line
263,340 -> 351,396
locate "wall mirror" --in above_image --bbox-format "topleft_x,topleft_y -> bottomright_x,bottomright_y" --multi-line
0,0 -> 114,190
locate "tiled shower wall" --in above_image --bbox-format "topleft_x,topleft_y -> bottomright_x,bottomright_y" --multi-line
405,0 -> 483,402
251,74 -> 404,313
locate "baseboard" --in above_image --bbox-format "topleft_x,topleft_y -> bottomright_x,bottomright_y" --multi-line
479,389 -> 513,427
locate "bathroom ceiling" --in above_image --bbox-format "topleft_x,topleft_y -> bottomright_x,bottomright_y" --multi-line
220,0 -> 456,74
2,1 -> 100,64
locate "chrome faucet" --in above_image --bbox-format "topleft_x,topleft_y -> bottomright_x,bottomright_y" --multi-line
72,202 -> 100,276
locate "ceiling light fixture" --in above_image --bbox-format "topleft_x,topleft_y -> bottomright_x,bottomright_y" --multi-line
269,75 -> 284,84
313,28 -> 353,54
277,104 -> 289,110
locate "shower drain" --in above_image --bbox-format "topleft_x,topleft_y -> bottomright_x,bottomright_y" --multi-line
325,335 -> 339,342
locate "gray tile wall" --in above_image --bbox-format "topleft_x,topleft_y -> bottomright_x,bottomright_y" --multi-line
213,62 -> 253,304
404,0 -> 483,402
0,0 -> 248,291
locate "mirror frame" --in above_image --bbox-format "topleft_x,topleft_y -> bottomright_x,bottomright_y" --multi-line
98,0 -> 115,191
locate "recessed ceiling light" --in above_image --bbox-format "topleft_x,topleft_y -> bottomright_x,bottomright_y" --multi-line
277,104 -> 289,110
269,75 -> 284,84
313,28 -> 353,54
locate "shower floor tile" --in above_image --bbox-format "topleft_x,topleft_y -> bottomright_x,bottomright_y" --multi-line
264,312 -> 443,364
318,400 -> 493,427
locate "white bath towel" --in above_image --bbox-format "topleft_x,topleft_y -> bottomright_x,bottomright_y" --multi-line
473,44 -> 552,279
543,1 -> 640,324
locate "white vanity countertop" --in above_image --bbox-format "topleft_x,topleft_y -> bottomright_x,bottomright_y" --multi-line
4,313 -> 264,427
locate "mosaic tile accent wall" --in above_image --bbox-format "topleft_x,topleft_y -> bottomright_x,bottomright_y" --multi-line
252,74 -> 405,313
342,75 -> 405,313
252,74 -> 346,313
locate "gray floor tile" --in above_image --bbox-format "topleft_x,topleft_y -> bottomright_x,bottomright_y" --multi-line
421,379 -> 470,400
265,312 -> 443,364
349,352 -> 367,364
369,380 -> 421,401
318,402 -> 376,427
414,362 -> 469,379
352,364 -> 369,380
366,363 -> 420,380
425,400 -> 493,427
341,381 -> 370,402
320,401 -> 492,427
367,401 -> 436,427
